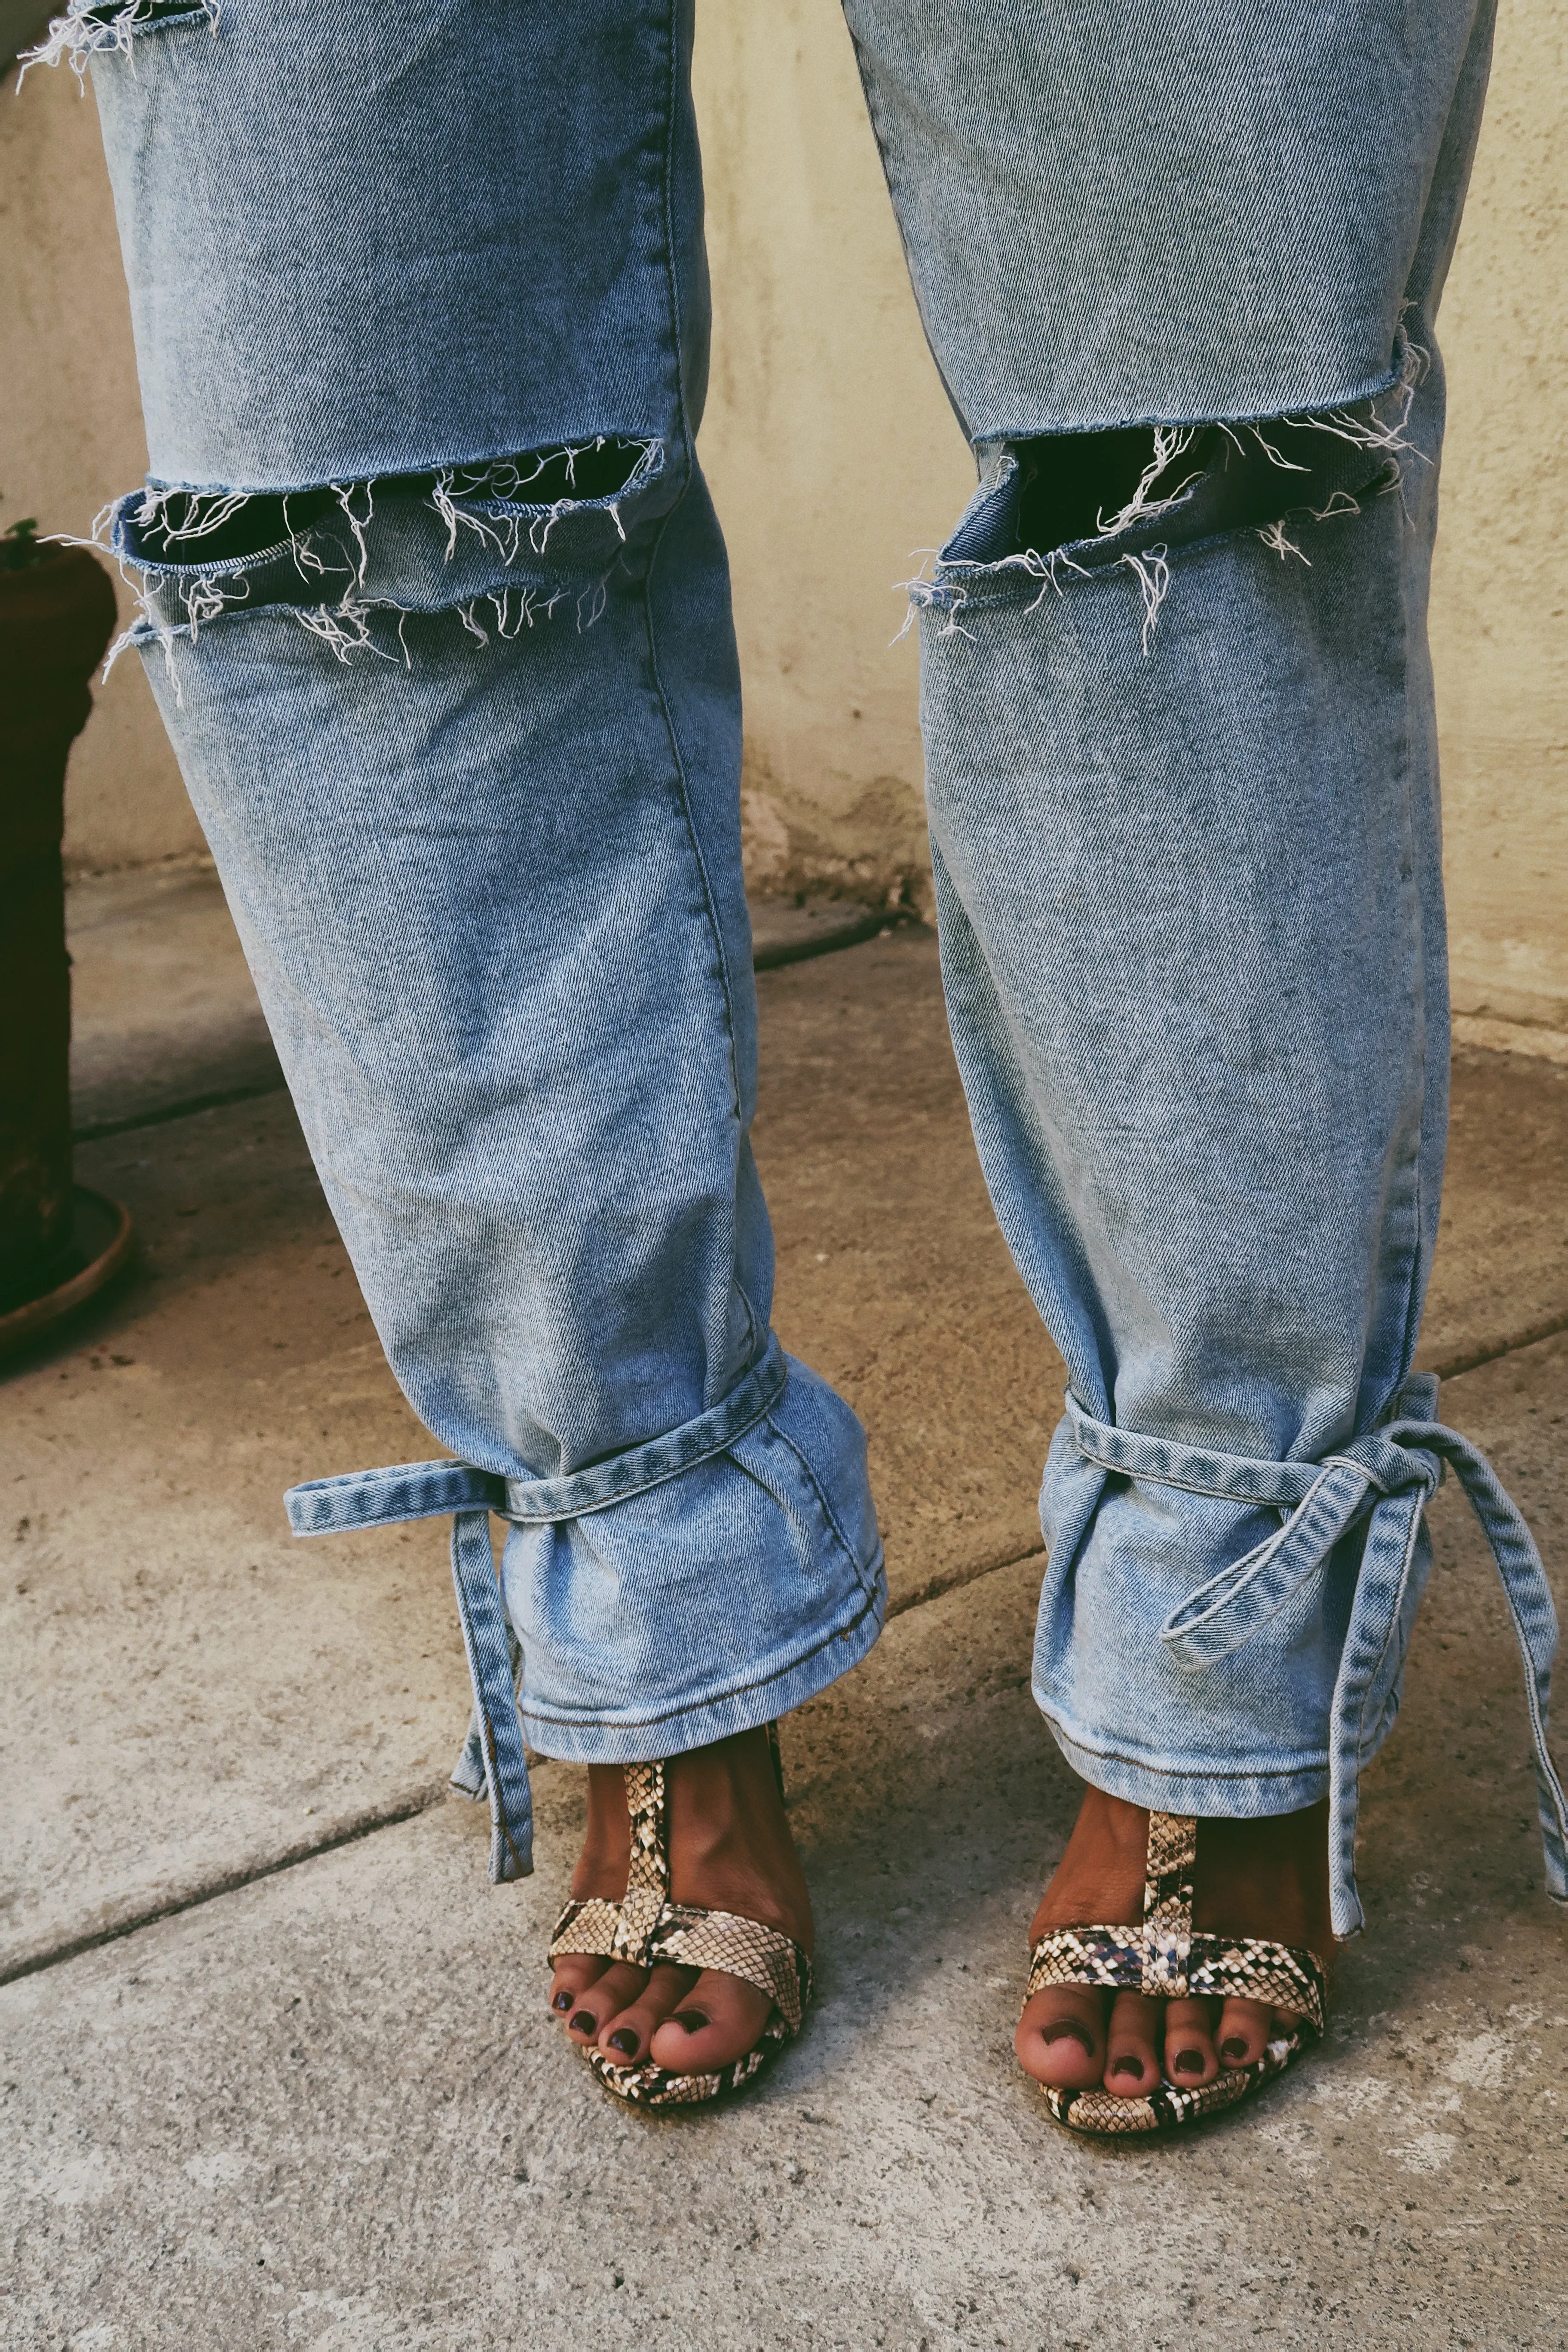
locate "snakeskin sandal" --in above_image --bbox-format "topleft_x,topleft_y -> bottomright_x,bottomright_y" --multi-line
1025,1809 -> 1329,2137
547,1734 -> 812,2110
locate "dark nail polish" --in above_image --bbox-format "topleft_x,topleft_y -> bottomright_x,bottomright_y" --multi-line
551,1989 -> 573,2012
1111,2053 -> 1144,2080
671,2009 -> 709,2035
607,2030 -> 639,2057
1173,2049 -> 1205,2077
1041,2020 -> 1095,2056
570,2011 -> 597,2036
1220,2036 -> 1249,2062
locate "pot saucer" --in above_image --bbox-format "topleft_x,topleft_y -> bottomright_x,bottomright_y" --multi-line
0,1187 -> 134,1363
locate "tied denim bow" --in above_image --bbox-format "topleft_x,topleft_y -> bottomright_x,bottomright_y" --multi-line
1065,1373 -> 1568,1936
283,1336 -> 790,1883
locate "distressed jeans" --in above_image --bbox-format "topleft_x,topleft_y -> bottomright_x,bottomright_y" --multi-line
41,0 -> 1565,1936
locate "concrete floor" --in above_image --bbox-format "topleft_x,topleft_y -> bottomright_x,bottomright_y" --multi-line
5,882 -> 1568,2348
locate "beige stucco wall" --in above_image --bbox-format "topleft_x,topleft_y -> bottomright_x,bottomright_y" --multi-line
4,0 -> 1563,1040
1426,0 -> 1568,1041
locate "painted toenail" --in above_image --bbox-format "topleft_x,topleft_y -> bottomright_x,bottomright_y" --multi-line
607,2030 -> 639,2056
570,2011 -> 597,2036
551,1990 -> 573,2012
1111,2054 -> 1143,2080
1041,2021 -> 1095,2056
1173,2049 -> 1204,2076
671,2009 -> 708,2034
1220,2036 -> 1249,2062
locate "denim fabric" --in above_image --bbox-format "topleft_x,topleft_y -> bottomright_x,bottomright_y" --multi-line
896,0 -> 1559,1920
842,0 -> 1493,438
43,0 -> 1564,1920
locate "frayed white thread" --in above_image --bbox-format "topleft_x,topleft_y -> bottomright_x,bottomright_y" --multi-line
294,600 -> 399,665
891,546 -> 943,640
1286,335 -> 1430,476
55,497 -> 248,701
1257,518 -> 1310,564
331,481 -> 374,587
18,0 -> 218,85
131,484 -> 251,545
1121,544 -> 1171,655
1096,426 -> 1204,536
429,438 -> 658,564
1308,489 -> 1363,523
83,444 -> 646,681
1245,423 -> 1310,474
576,576 -> 608,631
130,486 -> 379,669
894,539 -> 1088,642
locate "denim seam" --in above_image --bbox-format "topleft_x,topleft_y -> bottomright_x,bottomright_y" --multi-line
1069,1454 -> 1311,1509
751,1410 -> 879,1605
519,1573 -> 884,1732
1383,552 -> 1433,1417
637,0 -> 744,1142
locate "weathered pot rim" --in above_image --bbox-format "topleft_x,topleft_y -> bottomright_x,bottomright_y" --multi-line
0,1186 -> 134,1364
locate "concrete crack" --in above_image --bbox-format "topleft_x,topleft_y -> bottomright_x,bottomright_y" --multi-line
0,1781 -> 448,1988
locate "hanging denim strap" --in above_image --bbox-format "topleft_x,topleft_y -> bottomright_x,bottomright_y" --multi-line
1065,1375 -> 1568,1939
284,1335 -> 790,1884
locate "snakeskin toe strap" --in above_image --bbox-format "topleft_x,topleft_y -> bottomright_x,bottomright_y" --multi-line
1025,1808 -> 1328,2137
547,1753 -> 812,2105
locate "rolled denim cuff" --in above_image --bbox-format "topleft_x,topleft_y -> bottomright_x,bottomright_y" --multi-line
285,1338 -> 883,1886
1042,1377 -> 1568,1938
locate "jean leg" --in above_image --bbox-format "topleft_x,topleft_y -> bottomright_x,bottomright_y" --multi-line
53,0 -> 882,1789
844,0 -> 1562,1923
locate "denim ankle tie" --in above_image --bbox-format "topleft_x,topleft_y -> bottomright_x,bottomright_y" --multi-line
283,1337 -> 791,1883
1066,1374 -> 1568,1937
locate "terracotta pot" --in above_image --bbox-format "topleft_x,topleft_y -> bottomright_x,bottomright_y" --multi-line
0,545 -> 118,1313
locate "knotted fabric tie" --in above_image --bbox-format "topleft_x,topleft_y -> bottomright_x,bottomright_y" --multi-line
283,1336 -> 790,1883
1064,1373 -> 1568,1937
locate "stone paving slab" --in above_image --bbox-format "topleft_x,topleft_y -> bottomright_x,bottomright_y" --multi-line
67,865 -> 282,1138
3,1094 -> 441,1979
1418,1047 -> 1568,1377
5,1337 -> 1567,2349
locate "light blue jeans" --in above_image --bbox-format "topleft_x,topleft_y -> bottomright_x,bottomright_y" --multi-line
43,0 -> 1565,1936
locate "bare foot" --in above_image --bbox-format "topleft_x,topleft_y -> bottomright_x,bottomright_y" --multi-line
546,1727 -> 813,2075
1014,1786 -> 1331,2099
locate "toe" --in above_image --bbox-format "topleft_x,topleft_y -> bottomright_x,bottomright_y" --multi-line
1164,1997 -> 1220,2088
1216,1997 -> 1276,2070
547,1954 -> 607,2018
596,1963 -> 699,2065
1102,1991 -> 1163,2097
646,1966 -> 777,2073
1014,1986 -> 1107,2090
559,1960 -> 649,2044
